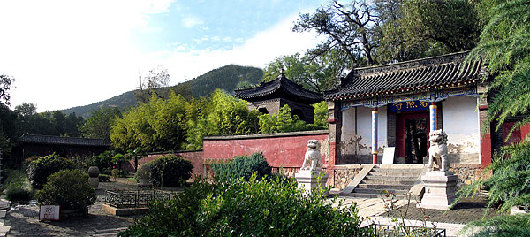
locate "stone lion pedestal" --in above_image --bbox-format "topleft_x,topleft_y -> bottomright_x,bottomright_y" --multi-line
418,130 -> 458,210
417,171 -> 458,210
295,140 -> 329,195
295,170 -> 329,195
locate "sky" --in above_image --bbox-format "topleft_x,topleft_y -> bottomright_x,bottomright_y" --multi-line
0,0 -> 328,112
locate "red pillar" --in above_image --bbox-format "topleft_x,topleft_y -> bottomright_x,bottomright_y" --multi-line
479,103 -> 492,168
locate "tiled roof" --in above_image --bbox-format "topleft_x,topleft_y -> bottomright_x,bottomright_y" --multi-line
325,51 -> 483,101
19,134 -> 110,147
235,73 -> 323,103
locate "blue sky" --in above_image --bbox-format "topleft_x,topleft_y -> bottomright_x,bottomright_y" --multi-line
0,0 -> 327,112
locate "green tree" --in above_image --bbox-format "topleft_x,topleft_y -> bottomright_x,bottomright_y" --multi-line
293,0 -> 381,66
111,92 -> 189,152
0,74 -> 14,106
259,105 -> 308,134
134,66 -> 171,103
14,103 -> 37,117
313,101 -> 329,129
295,0 -> 480,65
466,0 -> 530,131
80,107 -> 121,141
206,89 -> 259,136
262,51 -> 348,93
378,0 -> 480,63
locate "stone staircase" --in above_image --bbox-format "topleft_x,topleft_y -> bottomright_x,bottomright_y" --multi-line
348,165 -> 424,198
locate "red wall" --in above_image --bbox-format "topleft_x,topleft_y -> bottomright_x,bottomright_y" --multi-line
203,131 -> 329,168
503,122 -> 530,145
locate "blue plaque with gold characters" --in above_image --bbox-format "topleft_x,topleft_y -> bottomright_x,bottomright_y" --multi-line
389,101 -> 429,112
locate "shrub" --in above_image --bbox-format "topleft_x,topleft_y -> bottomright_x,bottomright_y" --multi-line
4,169 -> 33,203
134,163 -> 152,183
98,174 -> 110,182
6,187 -> 32,203
148,155 -> 193,187
121,176 -> 370,236
36,170 -> 96,212
26,154 -> 75,189
211,152 -> 272,182
456,140 -> 530,212
462,214 -> 530,237
90,150 -> 120,174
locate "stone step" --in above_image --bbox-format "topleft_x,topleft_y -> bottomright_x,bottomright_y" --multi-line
361,179 -> 416,186
93,227 -> 128,237
365,173 -> 420,180
372,168 -> 424,173
353,188 -> 409,196
357,184 -> 412,190
341,192 -> 381,198
0,226 -> 10,237
368,171 -> 423,177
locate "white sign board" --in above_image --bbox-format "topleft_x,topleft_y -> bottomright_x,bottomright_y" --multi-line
382,147 -> 396,164
39,205 -> 60,221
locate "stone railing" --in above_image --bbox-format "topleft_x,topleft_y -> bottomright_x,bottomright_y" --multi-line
104,190 -> 179,208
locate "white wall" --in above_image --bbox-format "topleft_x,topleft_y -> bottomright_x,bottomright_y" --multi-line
442,96 -> 481,164
341,106 -> 388,161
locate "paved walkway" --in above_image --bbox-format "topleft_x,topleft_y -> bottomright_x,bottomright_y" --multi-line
5,179 -> 136,237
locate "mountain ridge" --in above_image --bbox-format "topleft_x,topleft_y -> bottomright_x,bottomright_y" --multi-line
63,65 -> 263,118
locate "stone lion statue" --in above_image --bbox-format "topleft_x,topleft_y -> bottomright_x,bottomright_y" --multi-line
427,129 -> 449,172
301,140 -> 322,171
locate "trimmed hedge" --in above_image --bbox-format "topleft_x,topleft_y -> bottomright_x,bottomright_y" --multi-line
147,155 -> 193,187
26,154 -> 75,189
211,152 -> 271,182
36,170 -> 96,212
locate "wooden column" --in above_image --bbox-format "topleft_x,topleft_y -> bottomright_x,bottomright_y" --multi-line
372,108 -> 378,164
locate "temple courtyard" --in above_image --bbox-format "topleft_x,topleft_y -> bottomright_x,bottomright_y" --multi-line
0,178 -> 500,237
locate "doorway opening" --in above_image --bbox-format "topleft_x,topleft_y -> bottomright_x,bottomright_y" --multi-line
397,112 -> 429,164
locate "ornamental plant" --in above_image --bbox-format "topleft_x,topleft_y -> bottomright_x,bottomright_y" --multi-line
456,140 -> 530,212
147,155 -> 193,187
4,169 -> 33,204
26,154 -> 75,189
36,170 -> 96,212
211,152 -> 271,182
121,175 -> 371,236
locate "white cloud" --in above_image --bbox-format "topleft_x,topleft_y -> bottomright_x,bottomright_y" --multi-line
146,13 -> 322,84
182,16 -> 204,28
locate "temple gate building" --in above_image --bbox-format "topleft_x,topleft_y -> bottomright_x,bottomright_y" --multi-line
325,51 -> 492,169
325,52 -> 490,168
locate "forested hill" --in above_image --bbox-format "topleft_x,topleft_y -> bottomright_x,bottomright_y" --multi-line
63,65 -> 263,118
179,64 -> 263,98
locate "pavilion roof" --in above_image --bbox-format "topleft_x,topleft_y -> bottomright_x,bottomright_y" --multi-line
325,51 -> 484,101
235,73 -> 323,103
